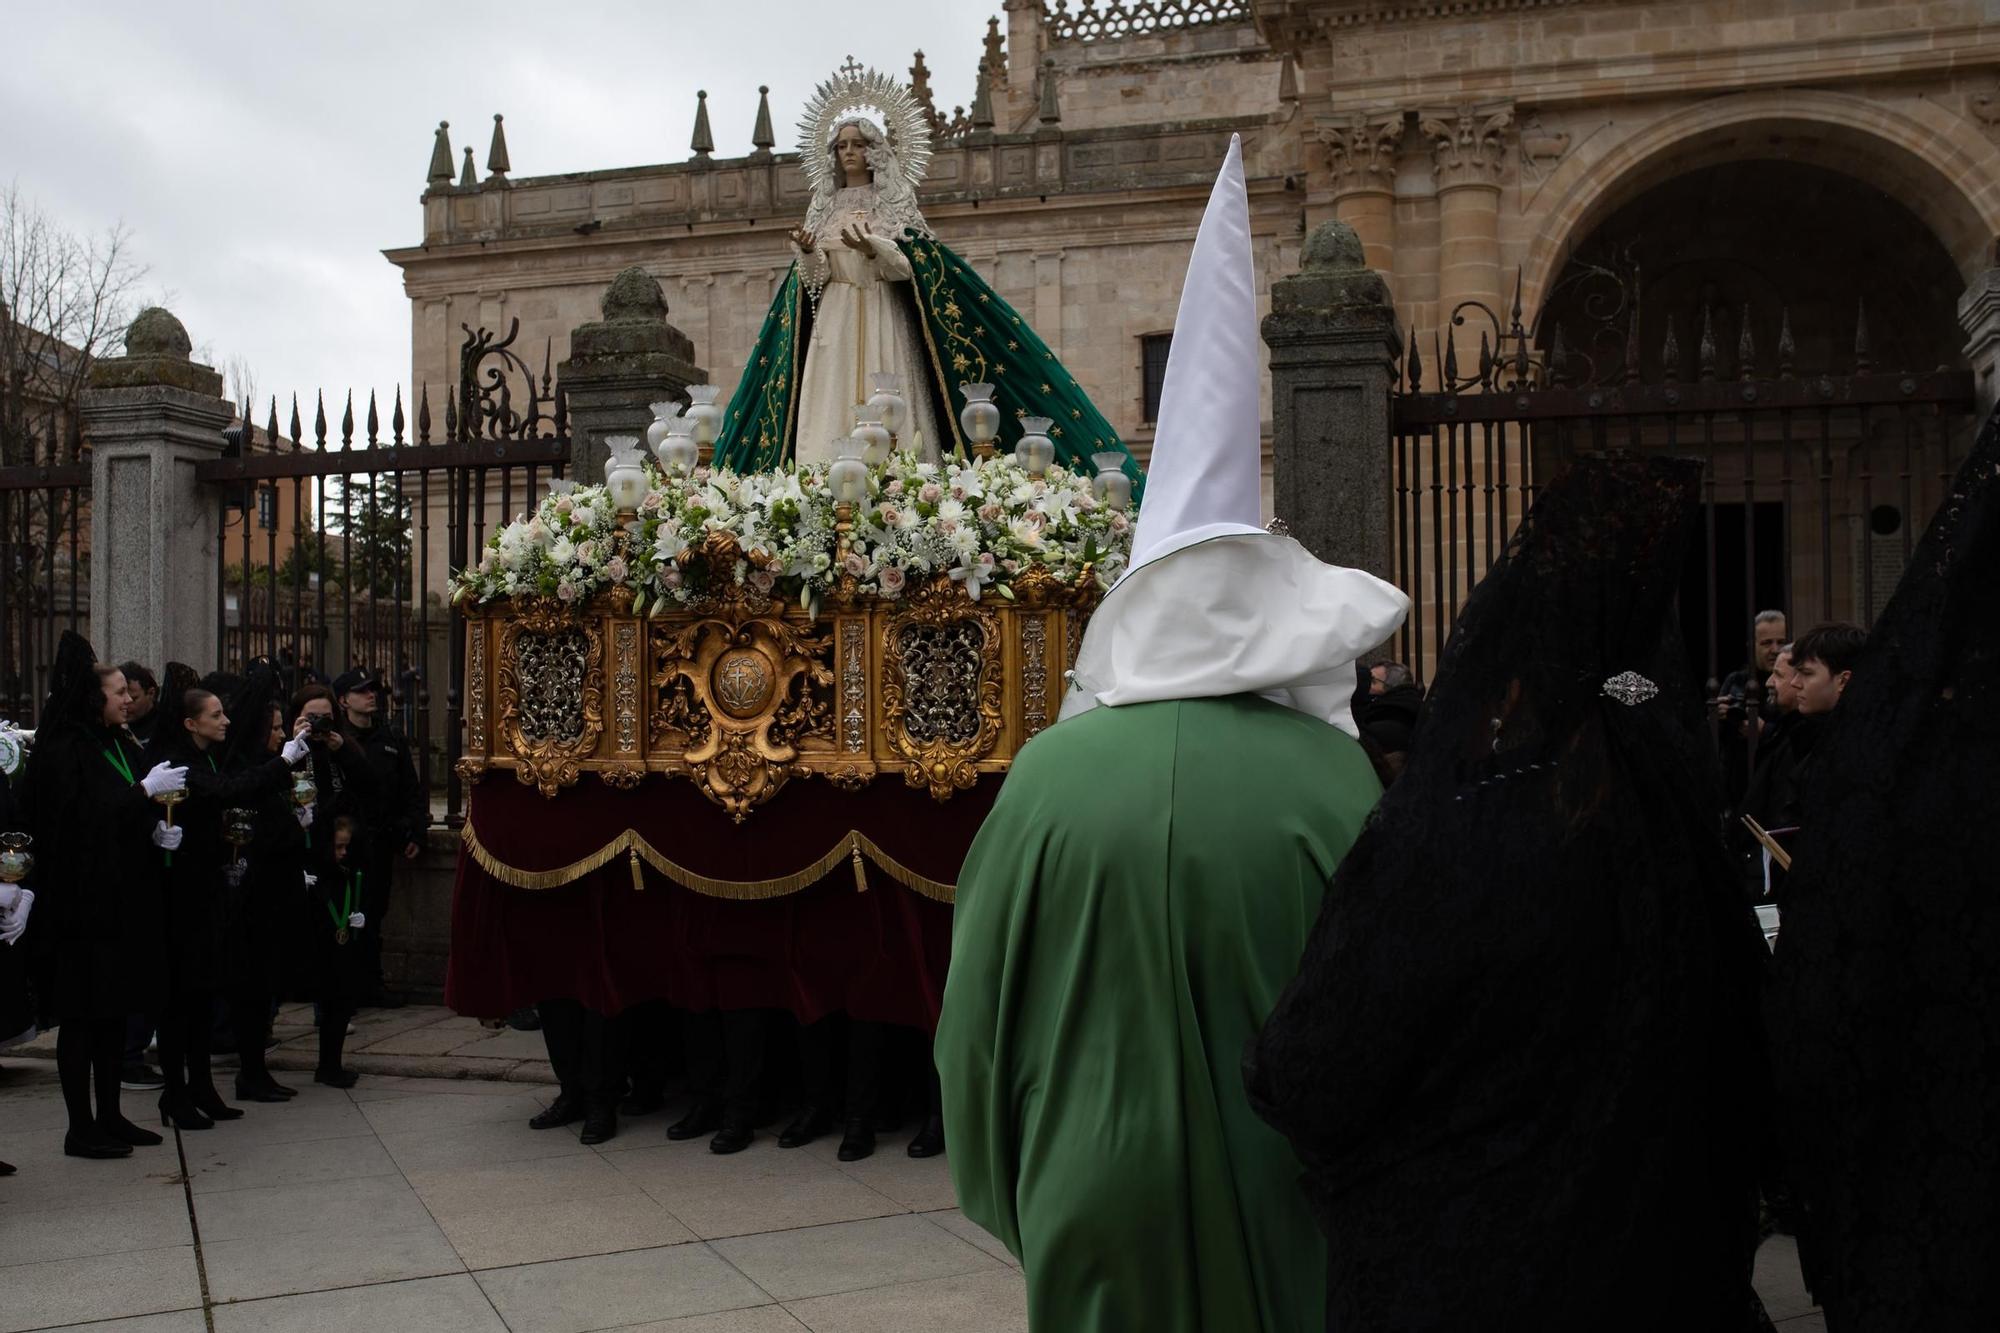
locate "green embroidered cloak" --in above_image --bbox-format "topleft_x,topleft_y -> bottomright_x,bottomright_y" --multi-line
936,694 -> 1381,1332
712,234 -> 1142,497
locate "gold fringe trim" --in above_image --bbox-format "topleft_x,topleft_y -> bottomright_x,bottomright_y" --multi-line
460,822 -> 956,904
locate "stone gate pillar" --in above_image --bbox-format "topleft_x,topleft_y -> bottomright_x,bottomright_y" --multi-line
1262,221 -> 1402,580
81,307 -> 232,672
559,267 -> 705,484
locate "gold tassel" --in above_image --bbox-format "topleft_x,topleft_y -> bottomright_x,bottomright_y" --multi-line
629,846 -> 644,892
851,843 -> 869,894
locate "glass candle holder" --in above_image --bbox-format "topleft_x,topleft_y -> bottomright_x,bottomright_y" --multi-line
959,384 -> 1001,457
1092,452 -> 1133,511
1015,417 -> 1056,477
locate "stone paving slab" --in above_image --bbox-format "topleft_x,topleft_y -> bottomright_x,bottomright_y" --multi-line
0,1056 -> 1823,1331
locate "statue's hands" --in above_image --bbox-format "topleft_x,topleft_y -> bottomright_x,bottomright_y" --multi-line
839,224 -> 874,253
789,226 -> 816,253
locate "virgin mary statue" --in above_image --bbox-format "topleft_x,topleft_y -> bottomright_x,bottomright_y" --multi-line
712,61 -> 1137,488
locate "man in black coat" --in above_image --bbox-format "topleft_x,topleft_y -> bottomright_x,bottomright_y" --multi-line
331,669 -> 426,1009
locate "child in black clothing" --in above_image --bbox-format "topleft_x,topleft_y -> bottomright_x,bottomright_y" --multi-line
312,816 -> 369,1087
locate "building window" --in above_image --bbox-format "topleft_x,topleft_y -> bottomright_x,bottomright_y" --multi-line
1141,333 -> 1172,424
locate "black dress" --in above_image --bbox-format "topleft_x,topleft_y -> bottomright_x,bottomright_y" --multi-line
155,737 -> 290,997
1245,456 -> 1771,1332
24,724 -> 168,1022
1765,411 -> 2000,1331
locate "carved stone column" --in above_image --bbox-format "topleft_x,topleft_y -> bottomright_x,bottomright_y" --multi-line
558,267 -> 705,484
1317,110 -> 1405,275
1959,266 -> 2000,416
1262,222 -> 1401,581
1420,101 -> 1513,369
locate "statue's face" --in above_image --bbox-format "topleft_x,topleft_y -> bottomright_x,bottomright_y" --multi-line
833,125 -> 873,187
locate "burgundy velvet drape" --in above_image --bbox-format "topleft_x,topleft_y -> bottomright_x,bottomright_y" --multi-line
445,775 -> 998,1029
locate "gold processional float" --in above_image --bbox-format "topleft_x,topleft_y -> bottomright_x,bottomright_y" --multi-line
451,379 -> 1138,825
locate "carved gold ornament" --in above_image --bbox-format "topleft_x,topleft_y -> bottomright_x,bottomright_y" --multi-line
882,576 -> 1004,800
495,600 -> 605,797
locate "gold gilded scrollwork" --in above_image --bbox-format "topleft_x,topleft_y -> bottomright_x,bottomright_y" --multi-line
456,618 -> 490,785
654,613 -> 834,822
496,600 -> 605,797
882,576 -> 1004,800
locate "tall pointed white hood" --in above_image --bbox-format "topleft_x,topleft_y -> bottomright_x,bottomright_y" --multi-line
1061,135 -> 1409,737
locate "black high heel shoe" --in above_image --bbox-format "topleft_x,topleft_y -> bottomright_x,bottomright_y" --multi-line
63,1128 -> 133,1159
159,1096 -> 215,1132
234,1076 -> 292,1103
97,1115 -> 164,1147
313,1066 -> 359,1089
189,1085 -> 244,1121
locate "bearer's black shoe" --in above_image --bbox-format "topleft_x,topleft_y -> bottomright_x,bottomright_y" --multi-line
579,1106 -> 618,1146
233,1077 -> 291,1103
906,1113 -> 946,1159
313,1066 -> 359,1089
529,1093 -> 586,1131
97,1115 -> 164,1147
708,1119 -> 755,1155
667,1101 -> 721,1141
836,1118 -> 876,1162
618,1089 -> 666,1117
779,1104 -> 837,1149
158,1095 -> 214,1132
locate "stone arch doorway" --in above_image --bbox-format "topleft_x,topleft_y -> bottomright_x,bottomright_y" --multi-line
1529,144 -> 1981,682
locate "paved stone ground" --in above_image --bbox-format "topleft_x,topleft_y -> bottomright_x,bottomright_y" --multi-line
2,1023 -> 1825,1332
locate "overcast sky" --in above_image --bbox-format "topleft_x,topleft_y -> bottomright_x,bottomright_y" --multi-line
5,0 -> 993,418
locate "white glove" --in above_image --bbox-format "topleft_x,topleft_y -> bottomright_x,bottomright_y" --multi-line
151,821 -> 184,851
281,735 -> 310,765
302,871 -> 318,890
141,762 -> 188,798
0,884 -> 18,913
296,804 -> 315,830
0,887 -> 31,945
348,911 -> 366,930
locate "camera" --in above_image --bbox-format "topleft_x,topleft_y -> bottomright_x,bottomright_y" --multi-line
306,713 -> 337,734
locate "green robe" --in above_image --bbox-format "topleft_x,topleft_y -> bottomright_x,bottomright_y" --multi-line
937,694 -> 1381,1332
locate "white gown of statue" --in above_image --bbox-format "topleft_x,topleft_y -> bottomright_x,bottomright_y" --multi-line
794,187 -> 942,465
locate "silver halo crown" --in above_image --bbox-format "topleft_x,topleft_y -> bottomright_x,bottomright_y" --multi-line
796,58 -> 932,201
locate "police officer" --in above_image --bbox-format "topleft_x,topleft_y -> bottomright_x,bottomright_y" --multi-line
330,669 -> 427,1008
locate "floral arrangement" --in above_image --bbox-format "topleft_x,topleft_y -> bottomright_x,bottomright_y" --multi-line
451,451 -> 1135,616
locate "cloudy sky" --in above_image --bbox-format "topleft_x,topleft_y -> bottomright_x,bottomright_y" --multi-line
5,0 -> 993,415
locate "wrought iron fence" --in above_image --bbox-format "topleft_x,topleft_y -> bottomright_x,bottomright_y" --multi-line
0,406 -> 88,726
1389,283 -> 1978,691
198,322 -> 569,823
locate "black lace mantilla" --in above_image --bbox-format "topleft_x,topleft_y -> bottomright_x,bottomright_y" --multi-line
1246,454 -> 1773,1331
1766,413 -> 2000,1331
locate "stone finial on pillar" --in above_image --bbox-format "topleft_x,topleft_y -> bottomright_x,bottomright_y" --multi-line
1261,222 -> 1402,580
969,67 -> 996,132
751,86 -> 775,158
486,113 -> 511,183
427,120 -> 453,189
691,90 -> 715,162
558,267 -> 706,484
1036,58 -> 1061,127
910,51 -> 939,126
458,146 -> 477,190
82,307 -> 232,672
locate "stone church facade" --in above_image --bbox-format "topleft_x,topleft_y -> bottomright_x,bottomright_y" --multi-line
387,0 -> 2000,601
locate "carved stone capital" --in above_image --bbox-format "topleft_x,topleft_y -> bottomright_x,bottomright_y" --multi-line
1316,110 -> 1406,198
1419,101 -> 1515,191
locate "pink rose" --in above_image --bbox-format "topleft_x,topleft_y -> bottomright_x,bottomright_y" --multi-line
938,518 -> 959,536
554,496 -> 574,516
951,485 -> 967,501
1001,558 -> 1020,574
1075,491 -> 1098,511
878,565 -> 907,596
977,502 -> 1002,524
640,492 -> 663,513
878,505 -> 902,527
1026,509 -> 1048,529
918,482 -> 943,505
885,479 -> 906,497
604,556 -> 629,583
555,580 -> 579,603
662,568 -> 683,589
1110,512 -> 1130,533
842,551 -> 868,578
576,541 -> 597,565
749,570 -> 776,594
